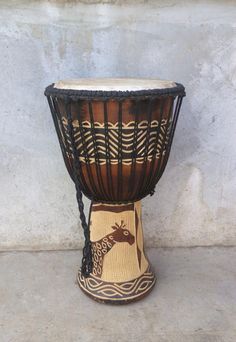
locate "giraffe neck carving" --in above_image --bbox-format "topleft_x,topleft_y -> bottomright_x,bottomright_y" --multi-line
91,221 -> 135,278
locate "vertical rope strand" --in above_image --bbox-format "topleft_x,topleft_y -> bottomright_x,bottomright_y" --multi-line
138,98 -> 153,196
154,95 -> 183,186
89,101 -> 108,201
47,97 -> 72,178
104,101 -> 114,199
128,99 -> 139,199
117,101 -> 123,200
146,97 -> 165,195
76,103 -> 97,198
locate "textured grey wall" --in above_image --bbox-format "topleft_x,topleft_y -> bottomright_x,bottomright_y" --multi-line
1,0 -> 236,250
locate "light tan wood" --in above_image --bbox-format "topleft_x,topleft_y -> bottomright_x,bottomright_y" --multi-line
90,201 -> 148,282
77,201 -> 156,303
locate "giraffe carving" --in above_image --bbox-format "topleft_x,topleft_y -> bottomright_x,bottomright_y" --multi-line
92,221 -> 135,278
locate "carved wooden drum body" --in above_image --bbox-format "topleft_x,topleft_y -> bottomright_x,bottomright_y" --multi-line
45,78 -> 185,304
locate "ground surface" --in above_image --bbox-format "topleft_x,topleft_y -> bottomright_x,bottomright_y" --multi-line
0,248 -> 236,342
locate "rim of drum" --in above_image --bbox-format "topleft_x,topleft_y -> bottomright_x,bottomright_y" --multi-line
44,82 -> 185,100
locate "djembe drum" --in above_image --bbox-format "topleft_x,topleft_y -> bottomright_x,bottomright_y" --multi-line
45,78 -> 185,304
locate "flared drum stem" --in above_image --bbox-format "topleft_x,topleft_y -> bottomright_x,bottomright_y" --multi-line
77,201 -> 156,304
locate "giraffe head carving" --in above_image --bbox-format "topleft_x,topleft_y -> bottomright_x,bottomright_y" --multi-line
111,221 -> 135,245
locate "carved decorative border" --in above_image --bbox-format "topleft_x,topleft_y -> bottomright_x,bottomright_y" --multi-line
77,267 -> 156,302
61,119 -> 170,165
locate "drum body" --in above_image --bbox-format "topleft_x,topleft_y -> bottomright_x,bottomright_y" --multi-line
45,78 -> 185,304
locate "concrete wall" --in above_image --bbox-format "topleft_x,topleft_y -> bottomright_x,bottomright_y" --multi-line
1,0 -> 236,250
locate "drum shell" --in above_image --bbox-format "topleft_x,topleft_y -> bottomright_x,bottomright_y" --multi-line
54,96 -> 175,203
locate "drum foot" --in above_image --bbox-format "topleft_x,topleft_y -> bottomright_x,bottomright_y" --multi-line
77,266 -> 156,304
77,201 -> 156,304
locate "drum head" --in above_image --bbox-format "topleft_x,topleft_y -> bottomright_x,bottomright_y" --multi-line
53,78 -> 177,91
45,78 -> 185,99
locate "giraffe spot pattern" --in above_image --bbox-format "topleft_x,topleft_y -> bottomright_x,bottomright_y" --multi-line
96,243 -> 102,249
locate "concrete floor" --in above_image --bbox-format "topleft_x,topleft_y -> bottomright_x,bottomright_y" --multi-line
0,248 -> 236,342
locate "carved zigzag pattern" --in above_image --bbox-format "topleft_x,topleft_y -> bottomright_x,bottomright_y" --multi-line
61,119 -> 171,165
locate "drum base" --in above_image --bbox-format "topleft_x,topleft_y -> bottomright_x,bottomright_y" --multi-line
77,267 -> 156,304
77,201 -> 156,304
